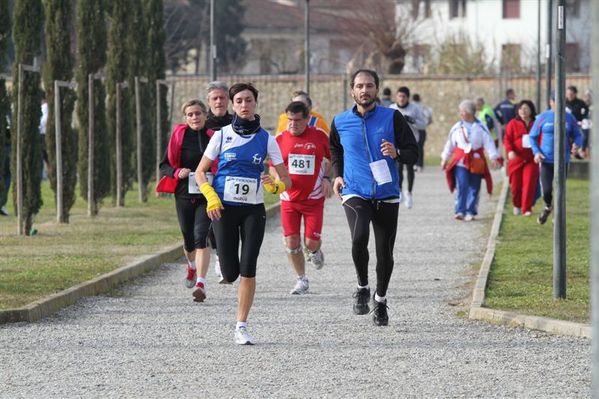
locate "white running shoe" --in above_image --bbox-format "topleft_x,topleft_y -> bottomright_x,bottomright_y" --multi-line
308,249 -> 325,270
513,207 -> 521,216
234,326 -> 254,345
464,214 -> 475,222
405,192 -> 413,209
290,276 -> 309,295
184,266 -> 196,289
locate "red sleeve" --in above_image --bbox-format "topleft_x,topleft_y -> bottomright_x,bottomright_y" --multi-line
503,120 -> 515,154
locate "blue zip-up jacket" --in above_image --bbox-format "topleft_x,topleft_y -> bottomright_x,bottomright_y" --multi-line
529,109 -> 582,164
330,104 -> 418,200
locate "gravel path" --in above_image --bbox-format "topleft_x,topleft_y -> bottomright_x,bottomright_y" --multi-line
0,169 -> 590,398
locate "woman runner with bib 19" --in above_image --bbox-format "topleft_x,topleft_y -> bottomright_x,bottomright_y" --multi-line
195,83 -> 291,345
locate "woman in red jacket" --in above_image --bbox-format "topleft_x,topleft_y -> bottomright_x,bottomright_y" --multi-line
157,100 -> 215,303
503,100 -> 538,216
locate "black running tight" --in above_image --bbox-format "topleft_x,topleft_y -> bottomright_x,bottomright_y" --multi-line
212,204 -> 266,281
398,162 -> 415,193
175,196 -> 211,252
342,197 -> 399,297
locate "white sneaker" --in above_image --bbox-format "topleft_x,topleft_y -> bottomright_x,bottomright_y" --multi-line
405,192 -> 413,209
234,326 -> 254,345
513,207 -> 521,216
464,214 -> 475,222
0,206 -> 8,216
290,276 -> 309,295
308,249 -> 325,270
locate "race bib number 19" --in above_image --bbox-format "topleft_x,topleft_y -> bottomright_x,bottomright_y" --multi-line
288,154 -> 315,175
224,176 -> 258,204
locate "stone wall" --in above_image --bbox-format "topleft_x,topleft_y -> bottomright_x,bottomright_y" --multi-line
168,73 -> 591,164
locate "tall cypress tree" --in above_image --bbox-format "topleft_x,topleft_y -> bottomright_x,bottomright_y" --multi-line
76,0 -> 110,215
43,0 -> 76,223
11,0 -> 43,234
0,0 -> 11,211
128,0 -> 152,201
146,0 -> 168,175
144,0 -> 168,190
106,1 -> 133,205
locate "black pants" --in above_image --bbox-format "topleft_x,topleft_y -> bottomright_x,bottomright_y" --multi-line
175,196 -> 211,252
342,197 -> 399,297
398,162 -> 415,193
540,162 -> 569,208
416,129 -> 426,168
213,204 -> 266,281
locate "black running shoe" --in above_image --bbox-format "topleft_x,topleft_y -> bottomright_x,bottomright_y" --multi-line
537,206 -> 552,225
352,287 -> 370,315
372,296 -> 389,326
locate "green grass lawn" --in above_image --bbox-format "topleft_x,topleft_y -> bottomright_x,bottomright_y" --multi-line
0,181 -> 279,309
485,178 -> 590,323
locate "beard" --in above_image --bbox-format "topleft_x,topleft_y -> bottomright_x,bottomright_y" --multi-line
352,94 -> 376,108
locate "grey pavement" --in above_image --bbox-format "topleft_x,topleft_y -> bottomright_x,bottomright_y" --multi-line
0,169 -> 590,398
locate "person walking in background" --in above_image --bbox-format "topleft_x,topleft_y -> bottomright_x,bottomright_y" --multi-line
157,100 -> 215,303
565,85 -> 589,159
275,90 -> 329,135
269,101 -> 333,295
529,95 -> 584,225
503,100 -> 539,217
441,100 -> 500,221
39,91 -> 49,179
389,86 -> 426,209
412,93 -> 432,171
204,81 -> 233,283
330,69 -> 418,327
581,89 -> 592,157
475,97 -> 500,147
494,88 -> 517,129
0,115 -> 10,216
195,83 -> 291,345
380,87 -> 393,107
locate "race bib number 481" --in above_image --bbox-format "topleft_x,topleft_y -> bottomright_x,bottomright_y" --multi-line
224,176 -> 258,204
288,154 -> 315,175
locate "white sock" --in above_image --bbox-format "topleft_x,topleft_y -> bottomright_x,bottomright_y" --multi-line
375,294 -> 386,303
236,321 -> 247,329
188,260 -> 196,270
358,284 -> 369,290
196,276 -> 206,286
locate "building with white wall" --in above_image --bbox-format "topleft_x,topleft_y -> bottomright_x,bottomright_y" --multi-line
404,0 -> 591,74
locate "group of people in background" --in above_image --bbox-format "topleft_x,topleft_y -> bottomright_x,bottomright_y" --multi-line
444,87 -> 586,225
157,71 -> 589,346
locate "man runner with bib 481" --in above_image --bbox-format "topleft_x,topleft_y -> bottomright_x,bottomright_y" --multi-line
269,101 -> 333,295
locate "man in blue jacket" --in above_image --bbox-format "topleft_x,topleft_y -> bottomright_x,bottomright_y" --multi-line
529,95 -> 584,224
330,69 -> 418,326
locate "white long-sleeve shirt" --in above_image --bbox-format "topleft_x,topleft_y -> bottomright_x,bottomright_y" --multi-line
441,119 -> 499,165
389,102 -> 427,130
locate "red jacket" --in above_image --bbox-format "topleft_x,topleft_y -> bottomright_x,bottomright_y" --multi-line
445,147 -> 493,195
503,117 -> 535,176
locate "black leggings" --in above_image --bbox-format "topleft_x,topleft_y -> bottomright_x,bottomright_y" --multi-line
398,162 -> 415,193
175,196 -> 211,252
213,204 -> 266,281
540,162 -> 568,208
342,197 -> 399,297
416,129 -> 426,168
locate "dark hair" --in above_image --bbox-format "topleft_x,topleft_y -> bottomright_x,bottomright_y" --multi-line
506,88 -> 515,97
516,100 -> 537,121
291,90 -> 312,108
229,82 -> 258,102
350,69 -> 379,89
285,101 -> 309,118
383,87 -> 391,96
397,86 -> 410,97
412,93 -> 421,102
567,85 -> 578,93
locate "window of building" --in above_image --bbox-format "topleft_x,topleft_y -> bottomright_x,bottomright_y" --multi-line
566,0 -> 580,18
501,43 -> 521,73
412,0 -> 432,18
449,0 -> 466,18
566,42 -> 580,72
503,0 -> 520,19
